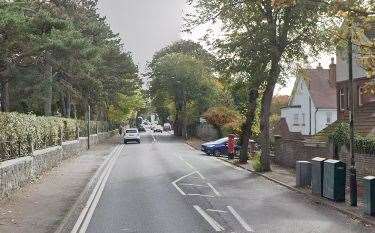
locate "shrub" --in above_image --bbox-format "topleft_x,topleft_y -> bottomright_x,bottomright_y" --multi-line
252,151 -> 263,172
0,112 -> 108,161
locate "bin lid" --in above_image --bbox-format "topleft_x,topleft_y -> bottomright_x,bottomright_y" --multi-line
296,160 -> 310,164
312,157 -> 326,162
364,176 -> 375,180
324,159 -> 342,164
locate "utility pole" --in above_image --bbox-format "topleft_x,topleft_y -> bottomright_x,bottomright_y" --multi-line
87,105 -> 91,150
348,22 -> 357,207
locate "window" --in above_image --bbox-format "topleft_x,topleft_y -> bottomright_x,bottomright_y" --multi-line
302,113 -> 305,125
359,86 -> 364,106
326,112 -> 332,124
339,89 -> 345,110
293,114 -> 299,125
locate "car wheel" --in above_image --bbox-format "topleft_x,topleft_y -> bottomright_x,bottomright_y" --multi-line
137,140 -> 141,144
124,140 -> 127,144
213,150 -> 220,157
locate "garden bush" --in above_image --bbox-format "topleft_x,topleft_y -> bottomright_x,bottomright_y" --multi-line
252,151 -> 263,172
0,112 -> 108,161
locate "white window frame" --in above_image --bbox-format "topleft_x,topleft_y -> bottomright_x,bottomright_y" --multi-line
339,89 -> 345,110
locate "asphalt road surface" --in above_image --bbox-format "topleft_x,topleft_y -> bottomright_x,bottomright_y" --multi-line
72,132 -> 374,233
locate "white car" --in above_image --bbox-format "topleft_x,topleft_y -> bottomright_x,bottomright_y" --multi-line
124,128 -> 141,144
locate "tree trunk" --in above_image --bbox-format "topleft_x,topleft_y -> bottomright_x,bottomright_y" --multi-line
43,62 -> 53,116
0,81 -> 10,112
214,125 -> 223,138
239,89 -> 259,163
61,93 -> 72,118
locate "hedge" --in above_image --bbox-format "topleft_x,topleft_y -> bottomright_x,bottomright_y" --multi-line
329,122 -> 375,155
0,112 -> 109,161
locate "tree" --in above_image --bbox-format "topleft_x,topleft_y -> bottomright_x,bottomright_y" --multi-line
150,53 -> 214,138
204,106 -> 242,137
188,0 -> 329,170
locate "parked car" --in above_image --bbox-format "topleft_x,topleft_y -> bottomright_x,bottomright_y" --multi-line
201,137 -> 241,156
124,128 -> 141,144
153,125 -> 163,133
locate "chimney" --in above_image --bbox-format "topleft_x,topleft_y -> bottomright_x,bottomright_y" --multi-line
328,57 -> 336,87
317,63 -> 323,70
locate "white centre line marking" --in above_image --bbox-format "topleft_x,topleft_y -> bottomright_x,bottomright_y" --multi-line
227,206 -> 254,232
187,193 -> 216,198
194,205 -> 225,232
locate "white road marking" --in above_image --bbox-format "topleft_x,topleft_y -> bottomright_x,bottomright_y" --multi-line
187,193 -> 216,198
206,209 -> 228,213
172,171 -> 199,195
207,183 -> 221,197
178,156 -> 195,170
196,171 -> 206,180
71,145 -> 123,233
227,206 -> 254,232
194,205 -> 225,232
180,183 -> 210,187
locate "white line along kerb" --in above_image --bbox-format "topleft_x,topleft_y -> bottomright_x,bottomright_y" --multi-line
71,144 -> 123,233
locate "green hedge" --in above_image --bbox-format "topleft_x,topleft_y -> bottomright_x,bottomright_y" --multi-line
0,112 -> 109,161
329,122 -> 375,154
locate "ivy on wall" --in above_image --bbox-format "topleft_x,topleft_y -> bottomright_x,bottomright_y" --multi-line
329,122 -> 375,154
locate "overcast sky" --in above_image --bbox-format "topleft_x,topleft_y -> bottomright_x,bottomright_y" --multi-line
97,1 -> 333,96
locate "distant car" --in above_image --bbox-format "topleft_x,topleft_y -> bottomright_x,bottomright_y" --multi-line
201,137 -> 241,156
163,123 -> 171,131
138,124 -> 146,132
153,125 -> 163,133
124,128 -> 140,144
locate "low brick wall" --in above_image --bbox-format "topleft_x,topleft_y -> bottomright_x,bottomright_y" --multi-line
274,137 -> 331,168
0,131 -> 114,199
338,147 -> 375,194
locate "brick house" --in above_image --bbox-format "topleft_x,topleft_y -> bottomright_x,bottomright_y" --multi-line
336,44 -> 375,136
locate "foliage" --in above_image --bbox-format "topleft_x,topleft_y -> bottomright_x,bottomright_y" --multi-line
329,122 -> 375,154
187,0 -> 331,168
252,151 -> 263,172
108,91 -> 146,124
203,106 -> 243,137
0,0 -> 143,123
0,111 -> 108,161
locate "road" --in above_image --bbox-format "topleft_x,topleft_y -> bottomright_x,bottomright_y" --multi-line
71,132 -> 373,233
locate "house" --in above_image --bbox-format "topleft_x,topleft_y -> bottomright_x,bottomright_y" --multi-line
280,61 -> 337,136
336,43 -> 375,135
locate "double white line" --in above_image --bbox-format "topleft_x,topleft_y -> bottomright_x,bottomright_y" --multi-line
71,144 -> 124,233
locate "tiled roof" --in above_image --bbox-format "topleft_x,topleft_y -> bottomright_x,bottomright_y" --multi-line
305,68 -> 337,109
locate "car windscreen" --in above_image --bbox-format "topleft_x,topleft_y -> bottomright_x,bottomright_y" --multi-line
214,137 -> 228,144
126,130 -> 138,134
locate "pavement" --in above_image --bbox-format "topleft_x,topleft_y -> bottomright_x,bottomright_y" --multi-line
0,136 -> 119,233
66,132 -> 374,233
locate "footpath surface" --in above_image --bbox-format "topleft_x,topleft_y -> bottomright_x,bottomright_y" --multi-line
0,136 -> 119,233
186,137 -> 375,228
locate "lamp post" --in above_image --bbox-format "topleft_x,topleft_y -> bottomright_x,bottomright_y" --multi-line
348,22 -> 357,207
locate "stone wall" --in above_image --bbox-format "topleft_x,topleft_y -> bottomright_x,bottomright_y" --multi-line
196,123 -> 218,141
274,137 -> 331,168
0,131 -> 114,199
